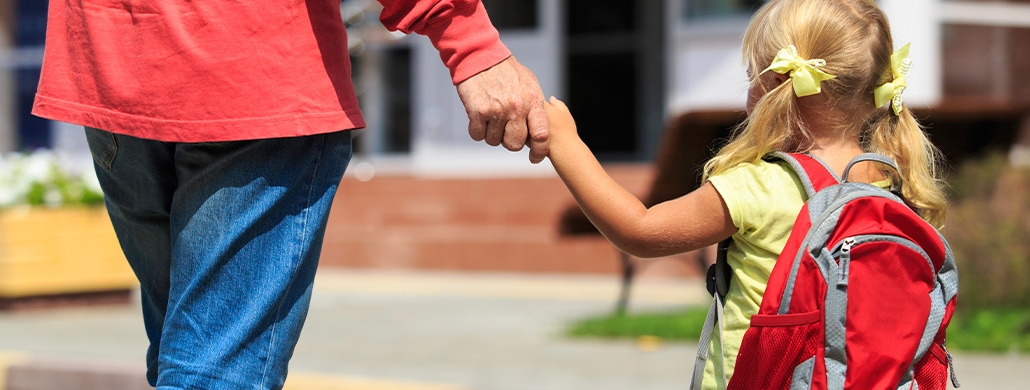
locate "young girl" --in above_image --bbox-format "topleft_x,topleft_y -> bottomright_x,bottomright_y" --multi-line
545,0 -> 947,388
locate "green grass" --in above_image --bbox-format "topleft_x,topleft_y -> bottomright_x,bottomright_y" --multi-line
566,306 -> 709,341
566,306 -> 1030,353
948,308 -> 1030,353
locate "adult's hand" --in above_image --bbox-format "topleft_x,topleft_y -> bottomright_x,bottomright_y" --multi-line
456,56 -> 550,164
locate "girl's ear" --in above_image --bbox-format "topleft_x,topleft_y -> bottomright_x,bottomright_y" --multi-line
773,73 -> 789,85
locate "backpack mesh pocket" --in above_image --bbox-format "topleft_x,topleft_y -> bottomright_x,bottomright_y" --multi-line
913,343 -> 949,390
729,310 -> 821,389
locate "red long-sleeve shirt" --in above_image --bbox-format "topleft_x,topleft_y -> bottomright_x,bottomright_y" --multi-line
31,0 -> 511,142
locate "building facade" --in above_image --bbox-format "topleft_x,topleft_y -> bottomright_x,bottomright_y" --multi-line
2,0 -> 1028,169
348,0 -> 1028,175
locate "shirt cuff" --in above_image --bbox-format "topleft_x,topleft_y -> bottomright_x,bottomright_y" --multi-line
421,2 -> 512,84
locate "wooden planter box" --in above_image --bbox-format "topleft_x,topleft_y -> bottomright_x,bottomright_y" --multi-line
0,206 -> 137,309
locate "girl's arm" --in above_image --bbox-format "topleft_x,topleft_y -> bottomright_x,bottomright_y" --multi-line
545,97 -> 736,258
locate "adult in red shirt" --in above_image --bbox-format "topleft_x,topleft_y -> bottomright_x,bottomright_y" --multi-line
32,1 -> 549,388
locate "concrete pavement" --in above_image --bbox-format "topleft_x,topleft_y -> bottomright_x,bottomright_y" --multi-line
0,270 -> 1025,389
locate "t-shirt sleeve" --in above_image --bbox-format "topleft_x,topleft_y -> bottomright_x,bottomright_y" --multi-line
709,164 -> 761,235
702,161 -> 806,387
708,161 -> 806,240
378,0 -> 512,84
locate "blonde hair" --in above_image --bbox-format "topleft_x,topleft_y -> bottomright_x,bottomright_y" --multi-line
703,0 -> 947,227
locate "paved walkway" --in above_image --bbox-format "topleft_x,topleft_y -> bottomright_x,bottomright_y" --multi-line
0,270 -> 1025,389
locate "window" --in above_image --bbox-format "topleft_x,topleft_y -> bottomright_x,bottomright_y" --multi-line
683,0 -> 763,20
14,0 -> 50,150
380,47 -> 412,153
568,0 -> 635,34
481,0 -> 538,30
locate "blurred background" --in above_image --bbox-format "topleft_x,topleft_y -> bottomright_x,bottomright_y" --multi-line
0,0 -> 1028,389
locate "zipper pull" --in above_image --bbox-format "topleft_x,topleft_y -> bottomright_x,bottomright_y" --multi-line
945,341 -> 960,388
837,238 -> 855,287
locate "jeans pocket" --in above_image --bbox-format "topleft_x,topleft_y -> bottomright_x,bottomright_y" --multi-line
193,141 -> 232,147
84,127 -> 118,171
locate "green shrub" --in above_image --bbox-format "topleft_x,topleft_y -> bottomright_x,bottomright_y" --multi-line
947,308 -> 1030,352
0,150 -> 104,209
944,152 -> 1030,311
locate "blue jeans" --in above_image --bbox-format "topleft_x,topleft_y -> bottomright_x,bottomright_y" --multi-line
85,128 -> 352,389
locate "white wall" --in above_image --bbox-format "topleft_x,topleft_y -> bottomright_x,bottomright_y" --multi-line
879,0 -> 943,109
409,0 -> 562,177
375,0 -> 951,175
664,2 -> 751,115
0,19 -> 15,153
665,0 -> 944,116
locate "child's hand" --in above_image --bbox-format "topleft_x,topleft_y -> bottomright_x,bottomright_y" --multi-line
539,97 -> 580,155
545,96 -> 578,142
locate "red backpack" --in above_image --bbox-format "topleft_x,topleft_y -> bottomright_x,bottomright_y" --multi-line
691,152 -> 959,390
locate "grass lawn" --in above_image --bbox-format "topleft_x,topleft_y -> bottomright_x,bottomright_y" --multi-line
566,306 -> 1030,353
566,306 -> 709,341
948,308 -> 1030,353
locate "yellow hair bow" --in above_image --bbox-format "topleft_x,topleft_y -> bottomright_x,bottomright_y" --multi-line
874,43 -> 912,115
762,45 -> 836,97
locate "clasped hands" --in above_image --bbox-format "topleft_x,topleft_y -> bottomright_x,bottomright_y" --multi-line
456,56 -> 553,164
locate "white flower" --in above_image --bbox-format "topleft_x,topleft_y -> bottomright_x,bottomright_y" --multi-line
82,166 -> 103,195
22,150 -> 57,183
0,149 -> 105,208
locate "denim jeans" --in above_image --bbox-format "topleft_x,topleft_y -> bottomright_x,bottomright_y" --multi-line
85,127 -> 352,389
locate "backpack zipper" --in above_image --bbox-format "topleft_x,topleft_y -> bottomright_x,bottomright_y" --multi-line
831,235 -> 934,284
832,235 -> 956,387
837,238 -> 855,287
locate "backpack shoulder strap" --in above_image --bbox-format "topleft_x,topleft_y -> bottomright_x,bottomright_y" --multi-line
717,152 -> 840,300
765,152 -> 841,197
842,152 -> 903,193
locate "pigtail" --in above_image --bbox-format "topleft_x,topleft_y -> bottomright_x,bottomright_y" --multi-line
703,2 -> 811,181
705,0 -> 948,229
865,108 -> 948,228
704,81 -> 803,181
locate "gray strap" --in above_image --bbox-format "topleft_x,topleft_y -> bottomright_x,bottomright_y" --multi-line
822,247 -> 849,390
767,152 -> 818,198
791,357 -> 817,389
946,344 -> 961,388
805,153 -> 843,183
716,294 -> 728,387
767,152 -> 844,199
842,153 -> 903,192
690,297 -> 717,390
690,294 -> 728,390
903,282 -> 945,386
935,231 -> 960,304
897,379 -> 917,390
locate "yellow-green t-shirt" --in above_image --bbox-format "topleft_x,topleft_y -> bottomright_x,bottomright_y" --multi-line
701,159 -> 807,389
